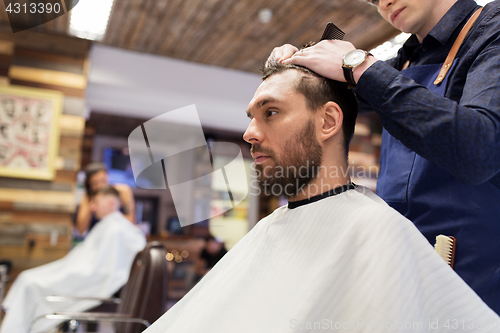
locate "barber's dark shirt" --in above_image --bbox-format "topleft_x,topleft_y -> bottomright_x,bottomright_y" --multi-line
356,0 -> 500,187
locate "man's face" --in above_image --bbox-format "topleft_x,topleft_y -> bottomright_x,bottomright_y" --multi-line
244,70 -> 323,198
373,0 -> 436,39
90,193 -> 118,220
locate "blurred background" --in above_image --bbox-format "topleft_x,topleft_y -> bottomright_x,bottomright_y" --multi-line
0,0 -> 492,323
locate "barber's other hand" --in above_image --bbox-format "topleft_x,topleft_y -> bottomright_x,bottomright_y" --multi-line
283,40 -> 356,82
266,44 -> 299,67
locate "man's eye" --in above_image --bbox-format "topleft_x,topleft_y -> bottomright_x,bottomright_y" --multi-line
266,110 -> 277,117
369,0 -> 379,4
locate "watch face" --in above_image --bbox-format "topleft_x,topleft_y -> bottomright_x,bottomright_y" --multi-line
344,50 -> 367,67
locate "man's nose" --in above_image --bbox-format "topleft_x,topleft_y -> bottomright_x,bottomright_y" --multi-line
378,0 -> 394,10
243,119 -> 262,144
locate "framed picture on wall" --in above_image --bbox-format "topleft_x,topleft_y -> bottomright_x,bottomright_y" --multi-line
0,85 -> 63,180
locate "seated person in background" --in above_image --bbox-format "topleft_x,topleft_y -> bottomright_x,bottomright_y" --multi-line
143,62 -> 500,332
195,235 -> 227,278
76,162 -> 135,236
0,186 -> 146,333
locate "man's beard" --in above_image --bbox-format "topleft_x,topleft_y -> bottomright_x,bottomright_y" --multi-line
251,119 -> 323,198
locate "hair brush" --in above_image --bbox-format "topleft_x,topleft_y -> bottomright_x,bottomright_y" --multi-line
434,235 -> 457,269
302,22 -> 345,50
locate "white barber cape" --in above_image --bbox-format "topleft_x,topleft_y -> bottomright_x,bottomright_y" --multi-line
145,186 -> 500,332
0,211 -> 146,333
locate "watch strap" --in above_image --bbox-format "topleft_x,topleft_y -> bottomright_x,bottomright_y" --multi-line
342,66 -> 356,85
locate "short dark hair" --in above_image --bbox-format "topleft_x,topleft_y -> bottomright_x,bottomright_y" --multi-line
89,185 -> 120,200
261,62 -> 358,157
84,162 -> 107,194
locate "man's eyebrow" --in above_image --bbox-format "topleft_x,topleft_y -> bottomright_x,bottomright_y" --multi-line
257,97 -> 276,108
246,97 -> 277,119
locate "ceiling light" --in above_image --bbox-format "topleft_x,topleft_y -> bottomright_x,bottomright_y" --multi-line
69,0 -> 114,41
258,8 -> 273,24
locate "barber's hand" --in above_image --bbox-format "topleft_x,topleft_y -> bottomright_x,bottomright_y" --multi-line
282,40 -> 356,82
266,44 -> 299,67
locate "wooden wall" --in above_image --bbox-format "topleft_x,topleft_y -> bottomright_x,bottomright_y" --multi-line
0,29 -> 90,273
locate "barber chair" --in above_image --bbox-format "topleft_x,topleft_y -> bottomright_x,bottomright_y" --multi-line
28,241 -> 168,333
0,261 -> 11,321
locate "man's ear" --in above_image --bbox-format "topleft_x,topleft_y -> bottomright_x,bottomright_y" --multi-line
319,101 -> 343,142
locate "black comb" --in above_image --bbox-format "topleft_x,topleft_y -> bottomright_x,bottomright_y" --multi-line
320,22 -> 345,41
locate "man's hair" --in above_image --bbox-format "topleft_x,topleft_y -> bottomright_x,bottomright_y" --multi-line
261,62 -> 358,157
89,185 -> 120,200
84,162 -> 107,194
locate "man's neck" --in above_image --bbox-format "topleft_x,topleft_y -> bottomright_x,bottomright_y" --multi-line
98,210 -> 120,220
288,160 -> 351,202
416,0 -> 458,42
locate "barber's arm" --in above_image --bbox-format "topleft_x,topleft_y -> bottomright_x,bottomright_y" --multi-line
115,184 -> 136,223
354,46 -> 500,186
268,40 -> 500,186
76,193 -> 92,234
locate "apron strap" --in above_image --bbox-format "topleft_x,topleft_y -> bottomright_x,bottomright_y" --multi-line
401,7 -> 483,84
434,7 -> 483,84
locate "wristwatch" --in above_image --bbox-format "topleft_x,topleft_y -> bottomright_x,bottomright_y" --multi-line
342,49 -> 370,85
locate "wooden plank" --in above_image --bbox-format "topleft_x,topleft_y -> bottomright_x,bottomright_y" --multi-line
54,170 -> 78,184
12,56 -> 85,75
13,201 -> 75,213
2,211 -> 72,224
55,154 -> 81,171
0,223 -> 70,235
127,0 -> 156,50
58,136 -> 83,150
0,244 -> 70,261
134,0 -> 169,51
63,96 -> 86,116
0,65 -> 8,77
9,79 -> 86,97
0,53 -> 12,65
205,0 -> 272,67
0,177 -> 73,192
0,41 -> 13,56
0,201 -> 13,211
102,0 -> 125,45
0,29 -> 91,58
59,114 -> 85,136
115,0 -> 141,47
0,188 -> 75,207
14,47 -> 86,70
237,0 -> 320,70
0,0 -> 8,22
143,0 -> 185,54
58,147 -> 82,166
9,65 -> 87,89
157,0 -> 205,55
172,0 -> 237,61
175,0 -> 231,59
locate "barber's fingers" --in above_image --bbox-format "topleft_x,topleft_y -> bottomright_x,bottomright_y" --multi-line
283,50 -> 316,67
282,40 -> 355,81
282,49 -> 341,81
266,44 -> 299,67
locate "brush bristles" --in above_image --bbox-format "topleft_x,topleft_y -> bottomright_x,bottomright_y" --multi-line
435,235 -> 455,266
